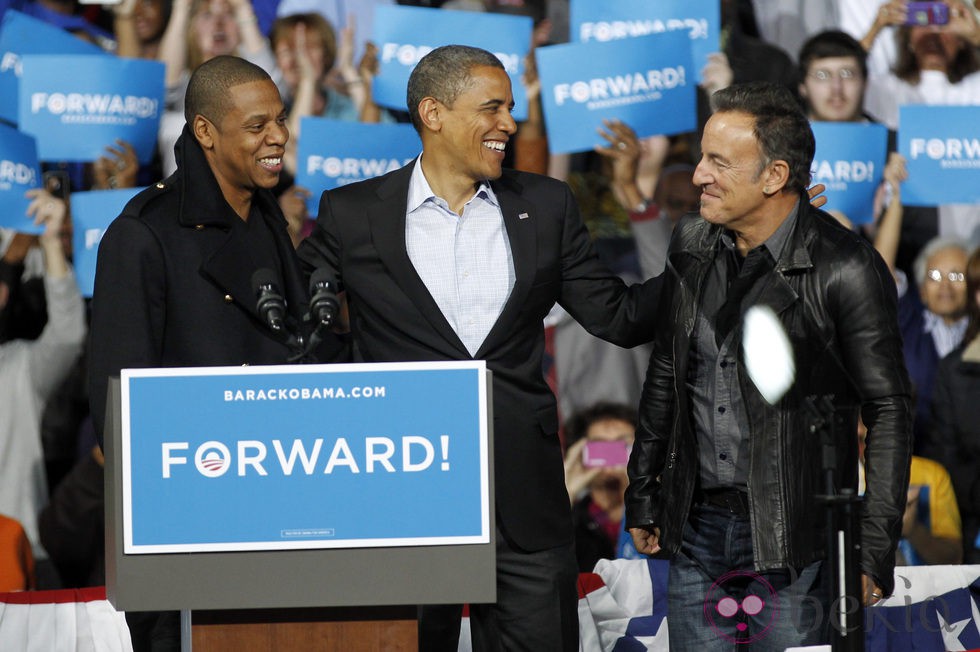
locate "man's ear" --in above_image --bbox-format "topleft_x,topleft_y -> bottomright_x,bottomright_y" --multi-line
417,97 -> 442,133
193,115 -> 216,150
763,160 -> 790,195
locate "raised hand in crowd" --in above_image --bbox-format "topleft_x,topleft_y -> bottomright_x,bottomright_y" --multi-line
330,18 -> 368,115
356,40 -> 383,123
92,139 -> 139,190
284,21 -> 318,174
948,0 -> 980,47
872,152 -> 909,277
862,0 -> 908,50
113,0 -> 168,60
513,47 -> 549,175
25,189 -> 70,278
278,185 -> 312,249
562,437 -> 603,506
700,51 -> 734,99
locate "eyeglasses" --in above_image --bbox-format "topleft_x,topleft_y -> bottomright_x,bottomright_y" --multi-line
926,269 -> 966,283
806,68 -> 862,83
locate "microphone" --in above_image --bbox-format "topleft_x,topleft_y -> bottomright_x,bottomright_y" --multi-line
308,268 -> 340,330
252,268 -> 286,333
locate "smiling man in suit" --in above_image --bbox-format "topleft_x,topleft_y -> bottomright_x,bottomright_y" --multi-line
297,44 -> 661,652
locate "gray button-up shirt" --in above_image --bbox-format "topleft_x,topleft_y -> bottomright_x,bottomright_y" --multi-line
687,202 -> 799,490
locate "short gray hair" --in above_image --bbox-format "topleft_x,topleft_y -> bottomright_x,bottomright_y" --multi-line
406,45 -> 504,133
913,235 -> 971,285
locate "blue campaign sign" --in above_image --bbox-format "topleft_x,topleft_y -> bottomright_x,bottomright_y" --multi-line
0,10 -> 104,126
296,118 -> 420,216
121,361 -> 491,553
810,122 -> 888,225
570,0 -> 719,82
71,187 -> 142,297
0,123 -> 41,234
899,105 -> 980,206
371,5 -> 531,122
18,55 -> 164,164
537,33 -> 696,155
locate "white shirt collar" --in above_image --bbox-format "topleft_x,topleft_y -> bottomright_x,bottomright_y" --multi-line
406,155 -> 499,214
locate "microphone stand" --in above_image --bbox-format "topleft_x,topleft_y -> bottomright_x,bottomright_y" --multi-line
806,395 -> 864,652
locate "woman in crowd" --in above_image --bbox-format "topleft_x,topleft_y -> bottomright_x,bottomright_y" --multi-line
861,0 -> 980,129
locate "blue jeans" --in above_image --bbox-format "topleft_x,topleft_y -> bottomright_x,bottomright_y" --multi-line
667,504 -> 830,651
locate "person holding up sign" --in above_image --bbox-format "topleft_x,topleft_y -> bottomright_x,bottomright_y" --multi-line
0,189 -> 85,581
297,44 -> 662,652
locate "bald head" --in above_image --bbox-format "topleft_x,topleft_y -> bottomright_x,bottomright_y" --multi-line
184,55 -> 273,126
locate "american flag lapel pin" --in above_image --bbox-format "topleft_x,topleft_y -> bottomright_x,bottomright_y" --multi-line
518,212 -> 530,220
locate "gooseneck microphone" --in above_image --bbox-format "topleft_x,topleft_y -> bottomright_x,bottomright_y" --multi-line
252,268 -> 287,333
308,268 -> 340,330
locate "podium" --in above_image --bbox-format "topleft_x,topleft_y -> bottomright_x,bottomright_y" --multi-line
103,362 -> 495,650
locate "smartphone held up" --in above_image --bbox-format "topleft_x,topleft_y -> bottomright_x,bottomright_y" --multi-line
582,440 -> 631,468
905,1 -> 950,26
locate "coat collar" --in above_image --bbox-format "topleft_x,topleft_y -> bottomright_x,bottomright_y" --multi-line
170,124 -> 306,338
171,124 -> 284,230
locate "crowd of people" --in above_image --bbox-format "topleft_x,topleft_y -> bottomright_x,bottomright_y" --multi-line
1,0 -> 980,649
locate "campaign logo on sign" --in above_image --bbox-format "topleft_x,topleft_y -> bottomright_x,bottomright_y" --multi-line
810,122 -> 888,225
537,33 -> 696,154
0,10 -> 104,126
372,5 -> 531,121
71,187 -> 142,297
900,105 -> 980,206
296,118 -> 420,215
121,362 -> 491,553
570,0 -> 719,81
0,123 -> 41,234
18,55 -> 164,164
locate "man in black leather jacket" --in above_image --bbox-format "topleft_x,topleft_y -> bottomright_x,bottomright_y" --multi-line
625,82 -> 912,650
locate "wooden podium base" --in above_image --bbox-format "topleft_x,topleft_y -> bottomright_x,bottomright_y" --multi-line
190,606 -> 417,651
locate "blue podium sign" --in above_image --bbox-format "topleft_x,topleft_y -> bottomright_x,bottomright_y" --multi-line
121,361 -> 490,554
899,105 -> 980,206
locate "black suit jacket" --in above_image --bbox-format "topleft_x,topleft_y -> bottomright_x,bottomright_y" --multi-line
88,127 -> 317,445
298,161 -> 660,551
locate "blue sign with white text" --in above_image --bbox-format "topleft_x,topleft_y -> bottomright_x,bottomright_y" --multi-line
537,33 -> 696,154
899,105 -> 980,206
71,187 -> 141,297
296,118 -> 420,215
18,55 -> 164,164
371,5 -> 531,122
570,0 -> 719,82
0,10 -> 104,125
122,362 -> 491,553
810,122 -> 888,225
0,123 -> 41,234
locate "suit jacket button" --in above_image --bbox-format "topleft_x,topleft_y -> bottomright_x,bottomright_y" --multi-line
224,294 -> 233,303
